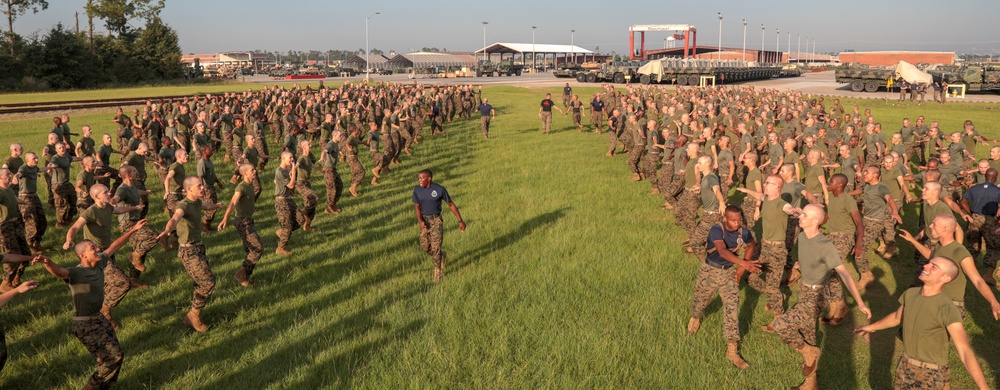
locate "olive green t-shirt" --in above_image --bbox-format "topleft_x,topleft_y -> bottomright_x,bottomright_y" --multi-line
234,181 -> 256,219
744,168 -> 763,192
717,149 -> 734,179
168,162 -> 185,193
781,181 -> 806,209
899,287 -> 963,367
700,173 -> 720,210
81,203 -> 114,249
826,192 -> 859,234
123,152 -> 147,181
197,158 -> 217,187
938,160 -> 961,184
861,183 -> 891,219
761,196 -> 789,242
784,151 -> 800,172
51,155 -> 71,185
296,154 -> 313,181
922,201 -> 954,234
0,187 -> 18,223
243,147 -> 259,167
274,167 -> 292,197
114,184 -> 141,223
76,170 -> 95,197
797,232 -> 843,285
934,241 -> 972,302
804,164 -> 825,195
882,167 -> 903,200
322,141 -> 339,169
684,155 -> 699,186
68,255 -> 109,317
175,198 -> 202,245
17,165 -> 38,194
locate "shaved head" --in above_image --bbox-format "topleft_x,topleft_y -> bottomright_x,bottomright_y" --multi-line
934,214 -> 958,234
183,176 -> 202,191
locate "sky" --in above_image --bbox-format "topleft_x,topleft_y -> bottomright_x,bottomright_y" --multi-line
11,0 -> 1000,56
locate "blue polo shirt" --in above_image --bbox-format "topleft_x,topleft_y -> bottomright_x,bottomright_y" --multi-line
412,183 -> 452,216
963,182 -> 1000,216
479,103 -> 493,117
706,225 -> 754,267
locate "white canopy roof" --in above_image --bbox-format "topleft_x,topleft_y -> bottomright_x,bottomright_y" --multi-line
476,43 -> 593,55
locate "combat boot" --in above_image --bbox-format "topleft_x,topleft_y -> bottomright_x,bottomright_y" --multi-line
101,306 -> 120,331
822,300 -> 848,326
129,252 -> 146,272
984,266 -> 996,286
797,344 -> 820,377
631,173 -> 641,182
858,271 -> 875,291
11,275 -> 20,288
349,184 -> 359,197
276,246 -> 292,255
650,187 -> 660,195
882,243 -> 897,259
130,277 -> 149,290
433,266 -> 442,283
233,267 -> 251,287
183,308 -> 209,332
686,317 -> 701,334
792,372 -> 818,390
371,167 -> 381,179
0,281 -> 12,292
726,341 -> 750,369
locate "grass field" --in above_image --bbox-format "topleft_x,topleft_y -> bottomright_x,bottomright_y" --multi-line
0,84 -> 998,389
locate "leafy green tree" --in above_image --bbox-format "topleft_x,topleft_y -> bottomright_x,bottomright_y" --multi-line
134,16 -> 182,79
34,23 -> 98,89
86,0 -> 163,37
1,0 -> 49,55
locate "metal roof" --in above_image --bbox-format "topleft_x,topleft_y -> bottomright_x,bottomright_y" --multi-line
386,52 -> 478,68
476,43 -> 593,55
343,54 -> 389,67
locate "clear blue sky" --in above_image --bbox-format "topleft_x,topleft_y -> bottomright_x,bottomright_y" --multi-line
13,0 -> 1000,56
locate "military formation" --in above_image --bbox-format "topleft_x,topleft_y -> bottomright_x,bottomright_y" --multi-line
0,81 -> 479,389
540,84 -> 996,390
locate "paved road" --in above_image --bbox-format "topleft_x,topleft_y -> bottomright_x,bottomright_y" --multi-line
247,70 -> 1000,103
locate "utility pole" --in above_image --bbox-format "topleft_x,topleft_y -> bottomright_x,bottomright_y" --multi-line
742,19 -> 747,61
760,24 -> 765,63
717,12 -> 723,60
482,21 -> 488,62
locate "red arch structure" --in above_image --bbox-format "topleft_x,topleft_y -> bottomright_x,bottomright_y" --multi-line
629,24 -> 697,60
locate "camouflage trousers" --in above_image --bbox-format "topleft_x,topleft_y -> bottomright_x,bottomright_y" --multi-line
826,232 -> 858,304
95,165 -> 120,194
399,126 -> 414,152
677,188 -> 700,235
101,253 -> 130,309
894,354 -> 949,390
664,173 -> 684,207
942,186 -> 960,203
120,219 -> 159,280
431,115 -> 445,134
656,162 -> 674,196
295,180 -> 317,226
981,215 -> 1000,268
77,193 -> 95,215
748,241 -> 789,315
642,154 -> 660,188
370,150 -> 386,172
178,244 -> 215,309
419,215 -> 445,268
234,217 -> 263,277
201,186 -> 218,229
865,153 -> 883,168
691,212 -> 720,260
740,195 -> 760,230
43,172 -> 54,206
17,193 -> 46,248
690,262 -> 741,341
0,220 -> 30,285
540,112 -> 553,134
590,111 -> 605,132
70,315 -> 123,389
785,217 -> 801,268
322,166 -> 343,209
135,180 -> 149,219
54,182 -> 77,226
348,156 -> 365,186
572,112 -> 582,129
862,216 -> 895,272
963,214 -> 998,262
275,197 -> 302,249
773,283 -> 822,348
164,192 -> 183,216
626,147 -> 644,174
608,130 -> 620,154
480,116 -> 491,136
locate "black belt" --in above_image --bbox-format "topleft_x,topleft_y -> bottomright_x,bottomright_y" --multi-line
422,214 -> 441,218
705,261 -> 734,270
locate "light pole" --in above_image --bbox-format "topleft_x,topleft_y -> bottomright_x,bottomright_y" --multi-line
742,19 -> 747,61
804,36 -> 808,62
571,29 -> 575,63
365,11 -> 380,80
532,26 -> 537,73
760,24 -> 765,63
797,34 -> 801,62
482,21 -> 488,62
786,31 -> 790,63
775,29 -> 780,63
717,12 -> 723,60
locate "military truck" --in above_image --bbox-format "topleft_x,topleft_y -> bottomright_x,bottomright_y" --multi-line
553,63 -> 583,78
928,64 -> 1000,93
576,61 -> 647,84
635,59 -> 780,85
476,60 -> 525,77
835,65 -> 895,92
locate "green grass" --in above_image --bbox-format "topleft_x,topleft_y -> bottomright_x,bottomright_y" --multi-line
0,85 -> 999,389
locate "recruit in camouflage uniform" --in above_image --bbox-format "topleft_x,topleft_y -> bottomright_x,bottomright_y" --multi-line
114,166 -> 162,289
322,133 -> 344,214
15,154 -> 48,253
739,175 -> 796,317
219,164 -> 264,286
275,153 -> 303,254
295,141 -> 318,230
0,169 -> 31,291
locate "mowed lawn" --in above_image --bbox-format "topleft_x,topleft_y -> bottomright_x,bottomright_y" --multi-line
0,84 -> 998,389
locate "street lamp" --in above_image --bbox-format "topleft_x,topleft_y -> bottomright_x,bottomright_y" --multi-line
760,24 -> 765,63
482,21 -> 488,62
775,29 -> 780,63
742,19 -> 747,61
532,26 -> 537,73
797,34 -> 801,62
365,11 -> 380,80
786,32 -> 790,63
805,36 -> 808,62
717,12 -> 722,60
571,29 -> 575,63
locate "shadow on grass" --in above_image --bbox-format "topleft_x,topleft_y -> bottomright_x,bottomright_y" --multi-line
448,207 -> 569,275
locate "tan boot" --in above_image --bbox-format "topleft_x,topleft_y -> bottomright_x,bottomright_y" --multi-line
433,266 -> 442,283
349,184 -> 359,197
858,271 -> 875,291
130,252 -> 146,272
183,308 -> 209,332
786,267 -> 801,285
686,317 -> 701,334
130,277 -> 149,290
0,281 -> 12,293
822,300 -> 849,326
631,173 -> 641,182
726,340 -> 750,369
793,372 -> 819,390
276,246 -> 292,255
798,344 -> 820,377
984,267 -> 996,286
101,306 -> 120,331
10,275 -> 20,287
233,267 -> 251,287
881,243 -> 897,259
650,187 -> 660,195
